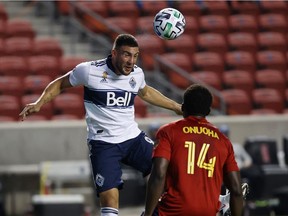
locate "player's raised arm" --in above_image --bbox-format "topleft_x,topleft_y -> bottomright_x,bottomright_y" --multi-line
19,72 -> 73,120
138,85 -> 182,115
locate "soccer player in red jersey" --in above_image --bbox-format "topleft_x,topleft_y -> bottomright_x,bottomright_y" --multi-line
143,84 -> 244,216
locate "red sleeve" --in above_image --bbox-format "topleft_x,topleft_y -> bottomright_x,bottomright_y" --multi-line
153,126 -> 171,161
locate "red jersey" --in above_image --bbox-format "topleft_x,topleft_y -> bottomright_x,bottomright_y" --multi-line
153,116 -> 239,216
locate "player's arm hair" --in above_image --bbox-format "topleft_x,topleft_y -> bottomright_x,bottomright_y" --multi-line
223,171 -> 244,216
144,157 -> 169,216
36,72 -> 73,107
138,85 -> 182,115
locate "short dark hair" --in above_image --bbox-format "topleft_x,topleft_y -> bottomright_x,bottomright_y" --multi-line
113,34 -> 138,50
182,84 -> 213,117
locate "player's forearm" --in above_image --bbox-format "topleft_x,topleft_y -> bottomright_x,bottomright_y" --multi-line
230,194 -> 244,216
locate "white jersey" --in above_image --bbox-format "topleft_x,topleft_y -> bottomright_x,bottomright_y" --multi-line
69,55 -> 146,143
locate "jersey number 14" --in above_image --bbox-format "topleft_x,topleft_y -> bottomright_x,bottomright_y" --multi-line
185,141 -> 216,177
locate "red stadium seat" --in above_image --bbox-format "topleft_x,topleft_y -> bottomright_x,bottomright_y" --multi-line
205,1 -> 230,18
225,51 -> 257,75
24,75 -> 52,95
221,89 -> 252,115
0,116 -> 16,122
229,1 -> 260,18
0,95 -> 21,120
107,1 -> 139,19
6,19 -> 35,39
229,14 -> 259,36
28,55 -> 60,78
136,34 -> 165,71
177,1 -> 201,20
259,14 -> 287,35
33,37 -> 63,58
228,32 -> 258,60
51,114 -> 80,121
60,56 -> 87,75
260,0 -> 288,16
0,20 -> 5,39
286,89 -> 288,108
193,52 -> 225,76
222,70 -> 254,99
53,93 -> 84,118
136,16 -> 154,35
184,16 -> 199,39
0,38 -> 3,56
196,33 -> 227,58
159,53 -> 193,89
258,32 -> 287,55
192,71 -> 222,90
21,94 -> 53,119
139,1 -> 168,16
0,76 -> 23,100
0,3 -> 8,22
134,96 -> 147,118
250,108 -> 278,115
255,69 -> 286,99
106,17 -> 136,40
0,56 -> 28,77
164,34 -> 195,56
76,1 -> 108,18
252,88 -> 284,113
4,37 -> 34,58
199,15 -> 229,37
257,51 -> 287,75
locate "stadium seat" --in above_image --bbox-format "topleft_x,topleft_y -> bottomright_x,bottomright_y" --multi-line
0,116 -> 15,122
4,37 -> 34,58
229,14 -> 259,36
24,75 -> 52,95
76,1 -> 108,18
164,34 -> 195,56
199,15 -> 229,37
252,88 -> 284,113
60,56 -> 87,75
257,51 -> 287,75
0,20 -> 5,39
0,38 -> 4,56
196,33 -> 227,58
222,70 -> 254,99
28,55 -> 60,78
6,18 -> 35,39
21,94 -> 53,119
258,32 -> 287,55
176,1 -> 201,20
225,51 -> 257,75
51,114 -> 80,121
192,71 -> 222,90
0,95 -> 21,121
33,37 -> 63,58
136,16 -> 154,35
106,17 -> 136,40
0,56 -> 28,77
260,0 -> 288,16
53,93 -> 84,118
255,69 -> 286,99
136,34 -> 165,71
134,96 -> 147,118
183,16 -> 199,39
138,1 -> 168,16
227,32 -> 258,60
193,52 -> 224,76
0,76 -> 23,100
204,1 -> 230,18
0,3 -> 8,22
259,14 -> 287,35
221,89 -> 252,115
107,1 -> 139,19
228,1 -> 260,18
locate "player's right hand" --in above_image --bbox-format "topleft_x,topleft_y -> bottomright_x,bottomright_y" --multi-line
19,102 -> 41,121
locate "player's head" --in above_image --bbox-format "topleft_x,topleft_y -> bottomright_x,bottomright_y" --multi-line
112,34 -> 139,76
182,84 -> 213,118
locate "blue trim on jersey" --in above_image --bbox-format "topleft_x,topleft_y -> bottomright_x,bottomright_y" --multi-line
84,87 -> 137,108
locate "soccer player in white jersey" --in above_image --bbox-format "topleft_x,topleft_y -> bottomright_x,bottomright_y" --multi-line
19,34 -> 182,216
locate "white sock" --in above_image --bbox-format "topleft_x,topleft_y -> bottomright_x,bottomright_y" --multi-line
101,207 -> 119,216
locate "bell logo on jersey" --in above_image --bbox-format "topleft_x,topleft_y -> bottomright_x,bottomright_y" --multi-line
107,92 -> 132,107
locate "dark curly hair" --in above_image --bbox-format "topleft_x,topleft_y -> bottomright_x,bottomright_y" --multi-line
182,84 -> 213,118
